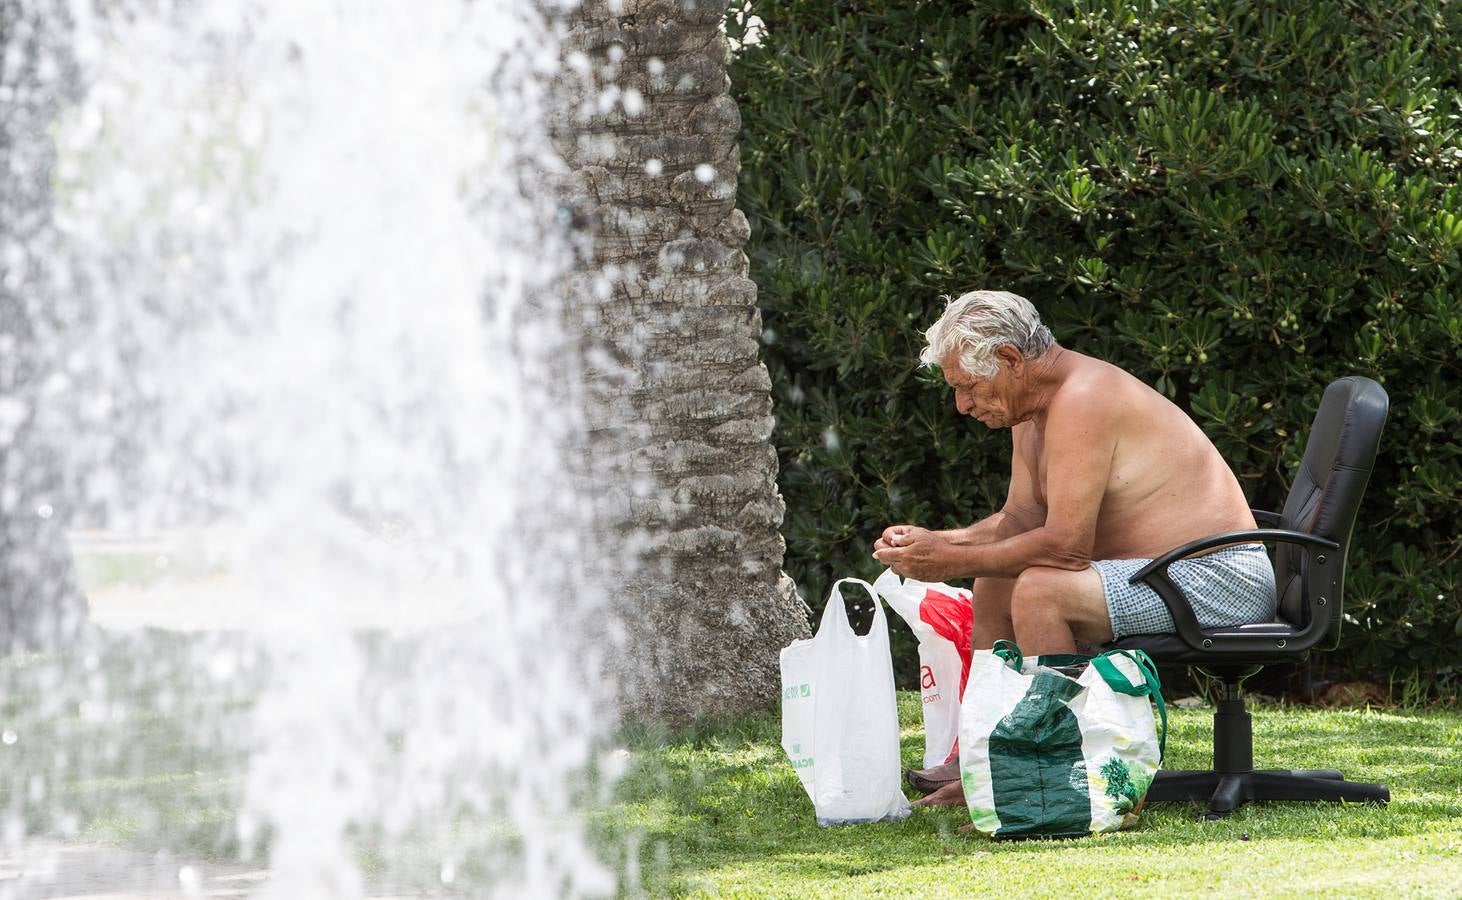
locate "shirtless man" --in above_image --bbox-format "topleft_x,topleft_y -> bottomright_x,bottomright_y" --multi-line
872,291 -> 1274,803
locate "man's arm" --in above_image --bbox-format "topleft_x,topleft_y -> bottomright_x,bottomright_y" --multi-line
878,509 -> 1030,556
950,389 -> 1114,576
942,510 -> 1026,545
876,391 -> 1115,580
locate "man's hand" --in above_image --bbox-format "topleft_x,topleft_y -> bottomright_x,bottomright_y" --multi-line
873,524 -> 919,552
872,526 -> 956,582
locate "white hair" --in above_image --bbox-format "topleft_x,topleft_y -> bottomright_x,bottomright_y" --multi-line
919,290 -> 1055,378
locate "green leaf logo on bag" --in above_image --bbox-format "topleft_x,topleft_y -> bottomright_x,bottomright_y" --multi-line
1098,757 -> 1152,815
987,672 -> 1092,839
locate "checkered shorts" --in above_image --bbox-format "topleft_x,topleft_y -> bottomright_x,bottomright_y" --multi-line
1093,543 -> 1277,640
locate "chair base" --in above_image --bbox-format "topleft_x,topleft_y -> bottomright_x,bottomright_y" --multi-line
1147,768 -> 1390,819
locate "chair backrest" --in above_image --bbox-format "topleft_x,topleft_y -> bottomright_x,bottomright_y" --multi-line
1274,377 -> 1388,646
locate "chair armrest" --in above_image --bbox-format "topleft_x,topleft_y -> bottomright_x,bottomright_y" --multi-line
1250,509 -> 1282,527
1132,529 -> 1338,579
1128,529 -> 1341,653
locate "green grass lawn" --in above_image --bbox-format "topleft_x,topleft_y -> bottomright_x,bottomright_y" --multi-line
594,693 -> 1462,898
7,639 -> 1459,897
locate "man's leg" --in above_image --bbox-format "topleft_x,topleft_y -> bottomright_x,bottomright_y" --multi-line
969,575 -> 1015,651
916,568 -> 1114,808
1009,565 -> 1112,654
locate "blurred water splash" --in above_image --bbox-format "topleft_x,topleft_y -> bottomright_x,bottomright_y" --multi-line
1,0 -> 616,895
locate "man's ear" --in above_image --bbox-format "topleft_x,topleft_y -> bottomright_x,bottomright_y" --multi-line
994,344 -> 1024,374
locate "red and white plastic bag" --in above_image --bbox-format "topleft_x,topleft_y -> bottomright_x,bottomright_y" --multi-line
873,568 -> 974,768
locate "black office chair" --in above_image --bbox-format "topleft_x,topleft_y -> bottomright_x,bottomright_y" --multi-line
1111,376 -> 1391,819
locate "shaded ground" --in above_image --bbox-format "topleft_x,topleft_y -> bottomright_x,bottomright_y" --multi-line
0,845 -> 441,899
0,632 -> 468,899
0,846 -> 263,899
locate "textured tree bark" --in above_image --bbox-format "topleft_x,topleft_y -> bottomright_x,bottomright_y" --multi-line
554,0 -> 809,723
0,2 -> 90,654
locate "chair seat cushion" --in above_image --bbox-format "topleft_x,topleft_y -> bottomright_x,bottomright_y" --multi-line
1111,622 -> 1304,666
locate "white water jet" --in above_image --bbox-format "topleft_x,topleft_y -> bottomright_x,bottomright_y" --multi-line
3,0 -> 620,895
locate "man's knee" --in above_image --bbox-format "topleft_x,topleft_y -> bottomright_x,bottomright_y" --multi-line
1011,565 -> 1112,643
1011,566 -> 1067,606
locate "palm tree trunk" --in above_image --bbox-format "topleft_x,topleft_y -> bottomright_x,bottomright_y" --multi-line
555,0 -> 808,723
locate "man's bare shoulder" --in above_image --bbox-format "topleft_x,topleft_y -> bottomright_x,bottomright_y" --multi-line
1047,353 -> 1149,421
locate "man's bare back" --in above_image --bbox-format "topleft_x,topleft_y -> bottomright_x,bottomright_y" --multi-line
1014,351 -> 1255,560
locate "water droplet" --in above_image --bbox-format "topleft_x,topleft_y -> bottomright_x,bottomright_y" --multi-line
0,397 -> 28,445
207,650 -> 238,682
822,428 -> 840,451
644,158 -> 662,176
566,51 -> 591,75
440,861 -> 457,884
694,164 -> 715,183
36,504 -> 52,519
622,88 -> 644,116
178,866 -> 200,890
1,731 -> 15,745
647,57 -> 665,76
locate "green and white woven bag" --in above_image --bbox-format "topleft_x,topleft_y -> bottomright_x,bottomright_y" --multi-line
958,641 -> 1167,838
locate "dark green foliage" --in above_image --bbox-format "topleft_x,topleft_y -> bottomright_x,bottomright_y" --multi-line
730,0 -> 1462,691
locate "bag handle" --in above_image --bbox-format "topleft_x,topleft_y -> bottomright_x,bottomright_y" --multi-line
992,639 -> 1023,671
1092,649 -> 1168,761
819,577 -> 887,638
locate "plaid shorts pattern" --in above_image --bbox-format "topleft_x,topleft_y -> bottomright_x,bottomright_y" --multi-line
1093,543 -> 1277,640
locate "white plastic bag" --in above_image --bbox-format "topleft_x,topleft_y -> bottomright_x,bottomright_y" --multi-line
780,577 -> 913,826
872,568 -> 971,768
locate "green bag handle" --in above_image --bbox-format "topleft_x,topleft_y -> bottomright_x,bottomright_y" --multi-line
1091,649 -> 1168,761
992,639 -> 1023,672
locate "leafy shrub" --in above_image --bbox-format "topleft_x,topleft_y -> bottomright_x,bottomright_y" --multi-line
731,0 -> 1461,692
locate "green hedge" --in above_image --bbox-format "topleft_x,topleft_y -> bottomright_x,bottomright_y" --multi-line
730,0 -> 1461,693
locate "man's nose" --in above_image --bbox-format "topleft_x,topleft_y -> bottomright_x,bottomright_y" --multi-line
956,394 -> 973,415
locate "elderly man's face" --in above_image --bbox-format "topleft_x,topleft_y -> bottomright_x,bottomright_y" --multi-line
940,350 -> 1015,428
